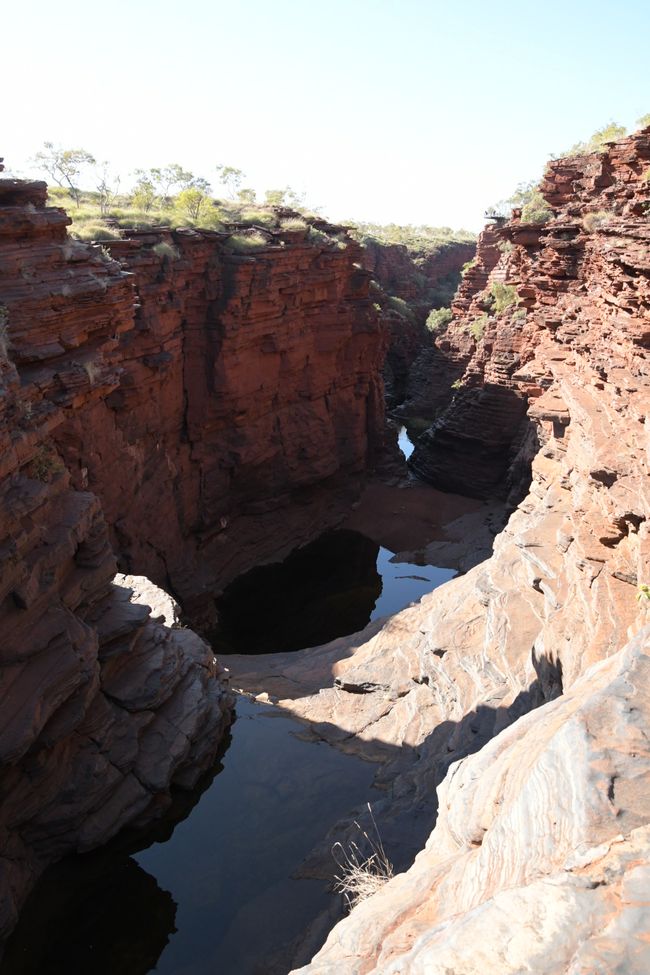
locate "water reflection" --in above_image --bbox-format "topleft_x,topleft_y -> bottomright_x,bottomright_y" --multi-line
210,529 -> 456,655
2,700 -> 377,975
210,530 -> 382,654
1,853 -> 176,975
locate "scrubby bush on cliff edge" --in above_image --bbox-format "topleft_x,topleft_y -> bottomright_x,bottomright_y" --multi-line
426,306 -> 453,332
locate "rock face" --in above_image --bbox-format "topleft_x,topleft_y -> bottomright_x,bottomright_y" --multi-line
273,128 -> 650,971
0,182 -> 386,940
361,237 -> 476,313
360,238 -> 475,409
410,130 -> 649,502
48,223 -> 386,625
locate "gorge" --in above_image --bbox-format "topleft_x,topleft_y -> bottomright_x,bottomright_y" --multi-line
0,123 -> 649,975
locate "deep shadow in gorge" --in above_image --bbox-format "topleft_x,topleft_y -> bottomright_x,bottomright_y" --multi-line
208,529 -> 382,654
0,653 -> 563,975
0,728 -> 234,975
409,384 -> 536,501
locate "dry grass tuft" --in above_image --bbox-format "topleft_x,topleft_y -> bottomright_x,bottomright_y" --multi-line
332,804 -> 393,911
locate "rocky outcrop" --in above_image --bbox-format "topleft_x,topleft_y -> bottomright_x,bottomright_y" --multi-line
0,181 -> 386,941
361,237 -> 476,313
218,130 -> 650,972
409,129 -> 649,503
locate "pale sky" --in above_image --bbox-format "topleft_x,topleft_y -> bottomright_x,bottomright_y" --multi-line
4,0 -> 649,231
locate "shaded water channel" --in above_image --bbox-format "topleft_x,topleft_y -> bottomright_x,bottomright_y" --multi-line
2,699 -> 376,975
3,469 -> 465,975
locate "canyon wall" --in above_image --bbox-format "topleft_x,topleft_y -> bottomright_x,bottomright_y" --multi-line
360,238 -> 475,408
0,182 -> 386,940
277,128 -> 650,972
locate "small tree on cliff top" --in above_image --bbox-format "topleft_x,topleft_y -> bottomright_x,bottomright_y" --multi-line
130,176 -> 157,213
96,162 -> 121,215
34,143 -> 96,205
216,165 -> 245,198
134,164 -> 196,206
175,181 -> 213,222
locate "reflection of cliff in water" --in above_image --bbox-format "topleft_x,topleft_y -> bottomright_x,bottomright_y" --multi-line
210,529 -> 382,653
2,851 -> 174,975
1,734 -> 232,975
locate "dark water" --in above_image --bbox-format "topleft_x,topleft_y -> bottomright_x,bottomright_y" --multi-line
1,699 -> 377,975
210,528 -> 456,654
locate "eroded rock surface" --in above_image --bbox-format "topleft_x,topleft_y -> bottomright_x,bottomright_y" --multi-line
294,632 -> 650,974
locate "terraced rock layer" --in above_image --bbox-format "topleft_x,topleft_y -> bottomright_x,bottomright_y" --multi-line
0,182 -> 386,941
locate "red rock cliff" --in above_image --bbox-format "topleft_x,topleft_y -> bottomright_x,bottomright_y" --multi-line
0,183 -> 386,939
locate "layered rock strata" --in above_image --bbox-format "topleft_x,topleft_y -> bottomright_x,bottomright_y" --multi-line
227,130 -> 649,971
0,182 -> 385,940
360,238 -> 475,408
28,220 -> 385,624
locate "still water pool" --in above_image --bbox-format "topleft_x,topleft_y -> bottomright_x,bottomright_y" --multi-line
210,529 -> 456,654
1,699 -> 377,975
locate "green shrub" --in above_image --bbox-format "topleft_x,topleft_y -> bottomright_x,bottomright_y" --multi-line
490,282 -> 518,313
468,313 -> 488,341
637,114 -> 650,130
461,257 -> 477,276
387,295 -> 416,323
152,241 -> 179,260
512,308 -> 527,322
451,378 -> 465,390
488,180 -> 550,223
280,217 -> 308,231
69,222 -> 122,241
520,190 -> 552,224
583,210 -> 611,233
29,444 -> 65,482
562,122 -> 627,157
240,208 -> 277,228
308,226 -> 331,245
106,208 -> 170,230
426,306 -> 452,332
225,232 -> 268,253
